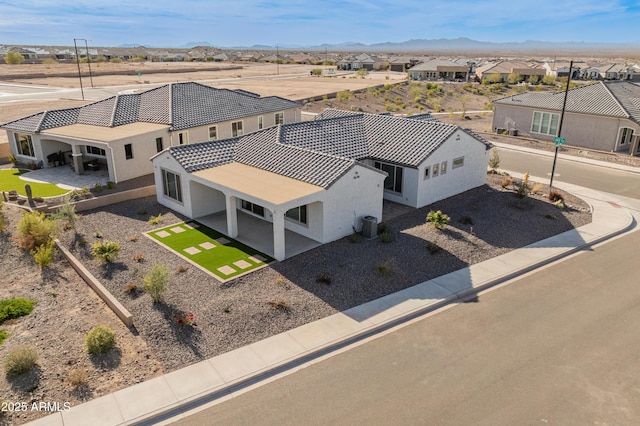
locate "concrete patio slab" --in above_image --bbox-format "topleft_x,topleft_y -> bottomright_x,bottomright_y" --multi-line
198,241 -> 216,250
155,230 -> 171,238
233,260 -> 252,269
184,246 -> 201,255
171,226 -> 186,233
217,265 -> 236,275
215,237 -> 230,245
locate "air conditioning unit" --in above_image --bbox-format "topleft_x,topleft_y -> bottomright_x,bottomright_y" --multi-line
362,216 -> 378,239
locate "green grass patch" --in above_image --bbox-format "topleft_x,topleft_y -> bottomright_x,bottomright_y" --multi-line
0,169 -> 70,197
146,221 -> 273,281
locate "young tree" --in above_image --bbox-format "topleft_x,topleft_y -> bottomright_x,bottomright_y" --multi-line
488,147 -> 501,172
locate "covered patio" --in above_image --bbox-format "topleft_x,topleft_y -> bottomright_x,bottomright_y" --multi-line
191,162 -> 327,261
16,163 -> 110,189
196,210 -> 321,260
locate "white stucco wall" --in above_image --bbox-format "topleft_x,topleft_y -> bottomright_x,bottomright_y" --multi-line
362,159 -> 420,208
417,130 -> 489,207
317,165 -> 385,242
169,108 -> 301,145
109,129 -> 170,182
153,153 -> 192,217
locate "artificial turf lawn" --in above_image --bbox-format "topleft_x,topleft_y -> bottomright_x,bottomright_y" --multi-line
146,221 -> 273,281
0,169 -> 70,197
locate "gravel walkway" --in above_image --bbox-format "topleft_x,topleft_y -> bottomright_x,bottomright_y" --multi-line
57,175 -> 591,372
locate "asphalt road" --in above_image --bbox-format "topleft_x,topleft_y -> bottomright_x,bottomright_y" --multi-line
169,150 -> 640,426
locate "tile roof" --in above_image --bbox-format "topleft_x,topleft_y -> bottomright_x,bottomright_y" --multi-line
165,109 -> 490,189
493,81 -> 640,122
1,82 -> 301,133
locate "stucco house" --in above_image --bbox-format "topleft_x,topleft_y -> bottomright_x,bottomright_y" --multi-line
475,60 -> 546,83
151,110 -> 492,260
492,80 -> 640,155
1,82 -> 301,183
408,59 -> 471,82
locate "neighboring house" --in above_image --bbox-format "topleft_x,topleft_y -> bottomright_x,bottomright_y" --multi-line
389,56 -> 422,73
151,109 -> 492,260
337,53 -> 386,71
408,59 -> 471,81
1,82 -> 301,183
542,61 -> 584,79
492,81 -> 640,155
475,60 -> 546,82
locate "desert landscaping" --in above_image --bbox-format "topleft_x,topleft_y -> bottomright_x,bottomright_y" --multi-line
0,61 -> 634,425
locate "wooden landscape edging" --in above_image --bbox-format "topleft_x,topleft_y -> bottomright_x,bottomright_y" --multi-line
55,239 -> 134,327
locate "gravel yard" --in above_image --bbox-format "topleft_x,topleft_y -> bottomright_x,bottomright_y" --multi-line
56,174 -> 591,372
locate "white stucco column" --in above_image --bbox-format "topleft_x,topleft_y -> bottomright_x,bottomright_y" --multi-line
71,145 -> 84,175
272,209 -> 286,261
225,195 -> 238,238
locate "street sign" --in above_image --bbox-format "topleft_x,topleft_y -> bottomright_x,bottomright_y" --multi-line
554,137 -> 566,147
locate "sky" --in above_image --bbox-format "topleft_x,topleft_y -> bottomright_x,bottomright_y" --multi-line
1,0 -> 638,48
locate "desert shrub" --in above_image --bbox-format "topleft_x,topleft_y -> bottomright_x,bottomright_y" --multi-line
4,346 -> 37,376
531,183 -> 544,195
133,253 -> 144,262
0,204 -> 5,233
91,240 -> 120,263
31,240 -> 56,267
315,272 -> 332,285
426,210 -> 450,230
85,325 -> 115,354
426,242 -> 442,255
176,265 -> 188,273
41,58 -> 58,65
501,176 -> 512,188
376,261 -> 391,275
67,369 -> 88,388
514,172 -> 531,198
16,211 -> 58,250
349,232 -> 362,243
128,235 -> 138,242
106,181 -> 116,189
4,51 -> 25,64
548,190 -> 564,202
356,68 -> 369,78
488,148 -> 500,171
380,229 -> 393,243
52,195 -> 79,230
0,329 -> 8,345
93,183 -> 103,193
148,213 -> 163,225
337,90 -> 351,101
124,283 -> 139,295
0,298 -> 35,323
143,263 -> 170,302
311,68 -> 322,76
267,300 -> 290,312
109,57 -> 122,63
459,215 -> 474,225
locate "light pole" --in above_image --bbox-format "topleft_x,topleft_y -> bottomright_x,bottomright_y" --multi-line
549,60 -> 573,189
73,39 -> 84,100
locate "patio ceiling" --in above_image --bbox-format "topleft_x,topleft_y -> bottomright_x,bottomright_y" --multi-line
192,162 -> 325,206
42,122 -> 169,142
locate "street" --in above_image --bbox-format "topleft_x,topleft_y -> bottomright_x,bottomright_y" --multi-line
169,149 -> 640,425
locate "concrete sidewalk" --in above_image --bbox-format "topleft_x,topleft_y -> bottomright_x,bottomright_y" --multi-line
28,181 -> 635,426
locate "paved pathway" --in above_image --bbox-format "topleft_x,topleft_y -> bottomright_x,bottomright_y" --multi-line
27,179 -> 635,426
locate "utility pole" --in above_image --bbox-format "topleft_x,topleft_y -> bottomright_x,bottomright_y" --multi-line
276,45 -> 279,75
549,60 -> 573,189
83,39 -> 94,88
73,39 -> 84,100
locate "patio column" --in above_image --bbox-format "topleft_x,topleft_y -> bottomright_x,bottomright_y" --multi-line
225,195 -> 238,238
71,145 -> 84,175
272,209 -> 286,261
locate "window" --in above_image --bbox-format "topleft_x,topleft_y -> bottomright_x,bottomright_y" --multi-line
178,132 -> 187,145
531,111 -> 560,136
162,169 -> 182,202
424,166 -> 430,179
452,156 -> 464,169
208,126 -> 217,141
441,161 -> 447,175
86,145 -> 106,156
286,205 -> 308,225
232,121 -> 243,137
258,116 -> 264,130
156,137 -> 164,153
374,161 -> 403,193
619,127 -> 634,146
15,133 -> 35,157
241,200 -> 264,217
124,144 -> 133,160
275,112 -> 284,125
432,163 -> 439,177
